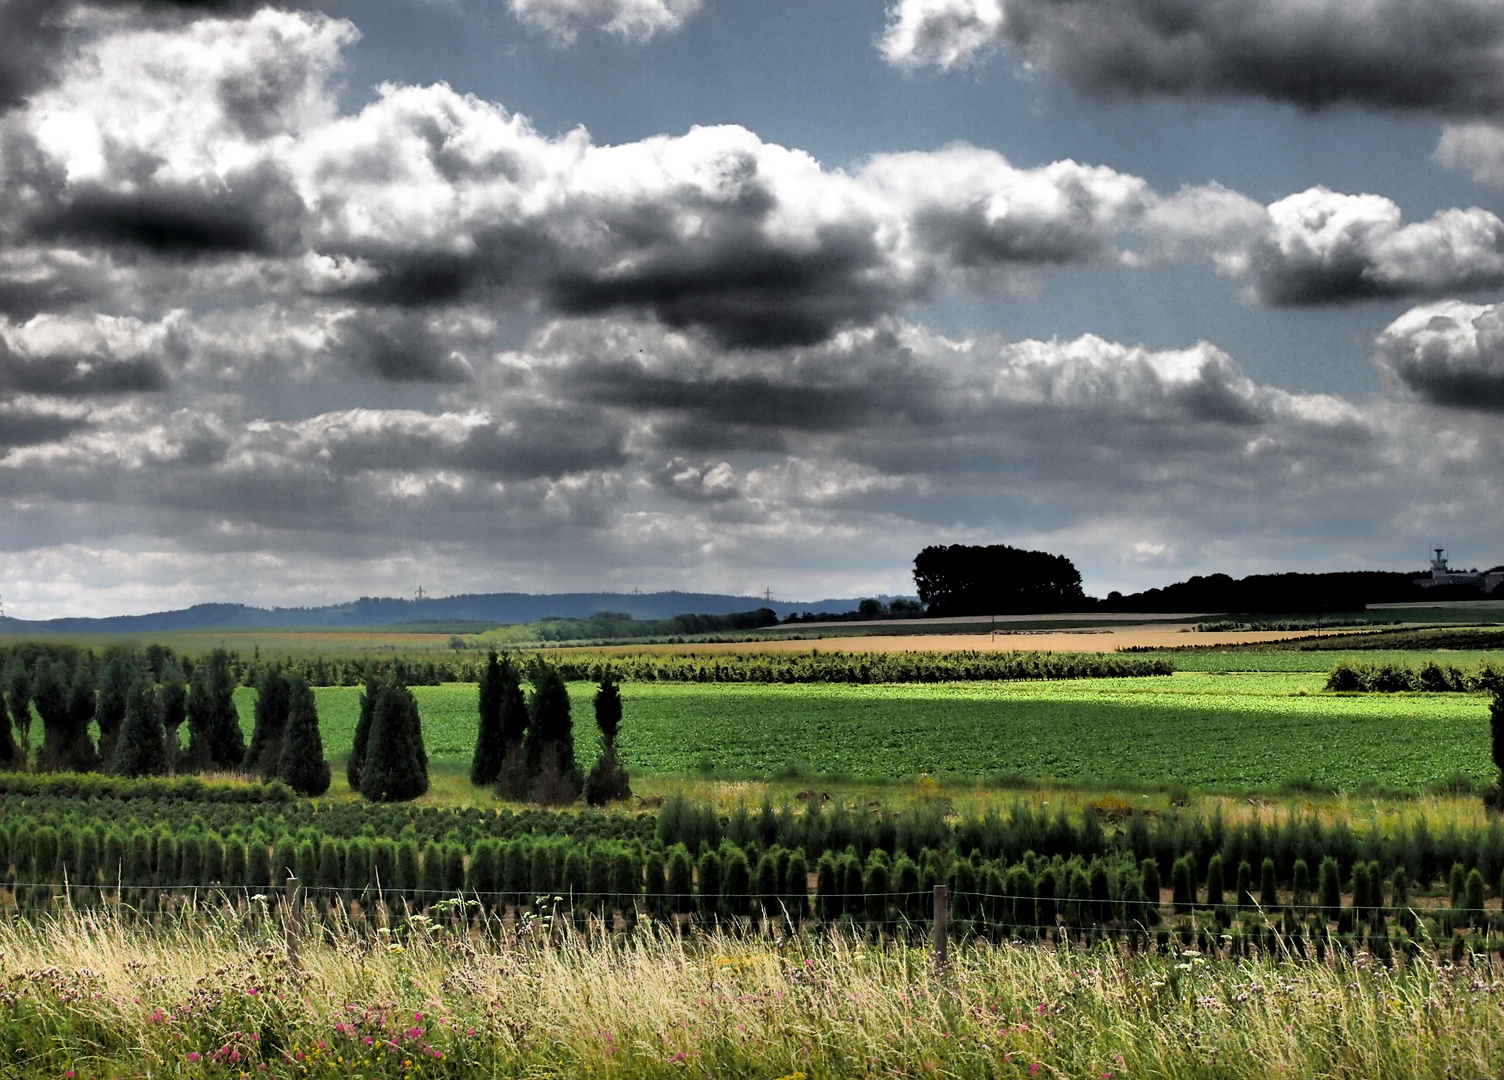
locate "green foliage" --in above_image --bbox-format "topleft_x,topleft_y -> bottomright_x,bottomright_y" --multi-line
471,652 -> 507,787
525,664 -> 578,798
593,677 -> 622,747
0,686 -> 18,769
113,678 -> 169,778
93,651 -> 132,764
244,667 -> 291,779
1171,856 -> 1194,913
358,672 -> 429,803
1318,856 -> 1341,921
37,658 -> 96,772
346,671 -> 378,792
276,673 -> 331,797
185,650 -> 244,772
666,844 -> 693,916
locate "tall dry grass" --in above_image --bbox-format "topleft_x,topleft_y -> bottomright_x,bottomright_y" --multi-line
1,905 -> 1502,1078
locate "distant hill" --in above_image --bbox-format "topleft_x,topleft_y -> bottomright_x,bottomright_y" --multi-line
0,591 -> 912,634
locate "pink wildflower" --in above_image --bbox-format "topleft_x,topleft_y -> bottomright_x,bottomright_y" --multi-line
187,1052 -> 201,1063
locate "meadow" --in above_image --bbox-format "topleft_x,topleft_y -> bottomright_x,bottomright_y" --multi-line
266,669 -> 1497,795
8,909 -> 1504,1080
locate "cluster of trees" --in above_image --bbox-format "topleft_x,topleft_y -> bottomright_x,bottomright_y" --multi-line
1326,661 -> 1504,693
912,544 -> 1088,616
0,646 -> 332,796
469,653 -> 629,806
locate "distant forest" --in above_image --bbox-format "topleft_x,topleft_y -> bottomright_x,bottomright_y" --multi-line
912,543 -> 1483,615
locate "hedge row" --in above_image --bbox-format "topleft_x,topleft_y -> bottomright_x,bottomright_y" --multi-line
1326,661 -> 1504,693
8,792 -> 1504,900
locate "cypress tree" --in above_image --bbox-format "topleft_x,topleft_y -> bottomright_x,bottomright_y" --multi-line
584,674 -> 631,806
273,836 -> 296,890
185,650 -> 245,771
815,850 -> 839,920
754,849 -> 780,919
372,839 -> 398,899
643,847 -> 667,920
420,840 -> 445,902
93,651 -> 132,766
784,849 -> 811,923
276,673 -> 331,796
347,670 -> 378,792
1492,689 -> 1504,794
443,843 -> 464,896
222,838 -> 247,889
319,839 -> 345,905
612,846 -> 639,929
1259,858 -> 1278,910
244,667 -> 291,779
471,652 -> 506,787
396,839 -> 420,905
203,836 -> 222,890
156,834 -> 179,887
344,837 -> 373,898
1141,858 -> 1162,922
1318,856 -> 1341,922
666,844 -> 693,917
469,839 -> 500,905
525,664 -> 578,802
113,678 -> 169,778
37,659 -> 96,772
1235,859 -> 1253,909
1171,855 -> 1194,913
864,852 -> 890,925
66,662 -> 96,758
696,846 -> 722,922
1205,854 -> 1225,909
1292,858 -> 1311,910
294,841 -> 317,889
247,838 -> 272,890
358,672 -> 429,803
3,661 -> 32,753
722,844 -> 751,919
0,686 -> 18,769
1465,867 -> 1486,926
494,655 -> 531,799
158,665 -> 186,773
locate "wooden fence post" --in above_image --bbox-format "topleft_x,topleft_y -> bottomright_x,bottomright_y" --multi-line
933,884 -> 949,974
284,875 -> 301,970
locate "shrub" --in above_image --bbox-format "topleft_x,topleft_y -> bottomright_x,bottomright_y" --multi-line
666,844 -> 693,917
1235,859 -> 1253,909
1292,858 -> 1311,910
1318,856 -> 1341,921
784,849 -> 810,923
1205,854 -> 1225,909
1171,856 -> 1194,913
1259,857 -> 1277,909
0,688 -> 18,770
722,845 -> 751,919
696,846 -> 722,923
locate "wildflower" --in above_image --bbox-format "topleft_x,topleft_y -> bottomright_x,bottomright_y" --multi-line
1030,1065 -> 1041,1076
187,1053 -> 201,1064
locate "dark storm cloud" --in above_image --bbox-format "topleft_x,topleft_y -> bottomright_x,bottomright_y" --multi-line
0,341 -> 167,394
882,0 -> 1504,116
1373,300 -> 1504,410
0,402 -> 88,448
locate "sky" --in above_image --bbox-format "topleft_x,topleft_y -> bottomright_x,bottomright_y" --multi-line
4,0 -> 1504,618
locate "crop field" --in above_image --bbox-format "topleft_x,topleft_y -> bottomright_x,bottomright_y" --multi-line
246,669 -> 1498,794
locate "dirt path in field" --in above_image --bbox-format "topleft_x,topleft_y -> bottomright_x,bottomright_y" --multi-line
582,624 -> 1375,654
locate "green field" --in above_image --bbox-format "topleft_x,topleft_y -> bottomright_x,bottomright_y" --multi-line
246,669 -> 1496,793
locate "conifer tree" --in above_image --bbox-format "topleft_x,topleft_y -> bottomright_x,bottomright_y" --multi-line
185,650 -> 245,771
1491,689 -> 1504,798
492,654 -> 531,798
3,661 -> 31,752
157,664 -> 187,773
276,673 -> 331,796
94,651 -> 134,765
346,670 -> 378,792
0,687 -> 18,769
37,658 -> 97,772
525,663 -> 579,803
471,651 -> 506,787
358,671 -> 429,803
584,674 -> 631,806
244,666 -> 291,779
114,678 -> 169,778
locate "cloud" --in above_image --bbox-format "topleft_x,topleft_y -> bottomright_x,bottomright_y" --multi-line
881,0 -> 1504,116
1373,299 -> 1504,410
507,0 -> 702,44
1151,186 -> 1504,305
0,312 -> 173,394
